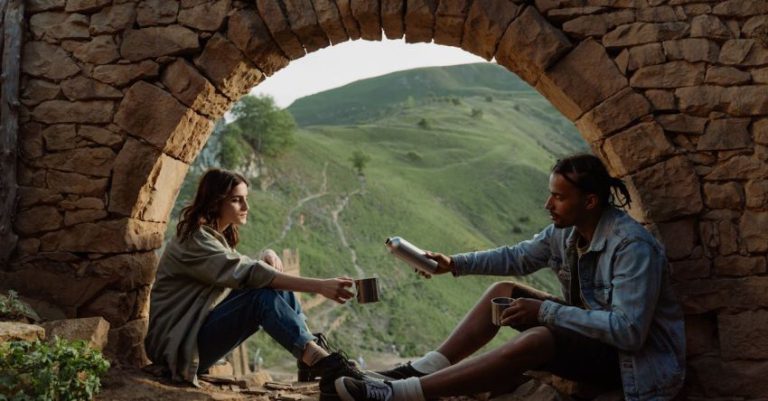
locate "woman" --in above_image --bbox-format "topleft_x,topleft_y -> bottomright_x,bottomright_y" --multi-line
145,169 -> 365,391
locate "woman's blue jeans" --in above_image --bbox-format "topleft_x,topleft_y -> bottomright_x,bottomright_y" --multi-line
197,288 -> 315,373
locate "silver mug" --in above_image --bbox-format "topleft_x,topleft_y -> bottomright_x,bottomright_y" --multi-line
491,297 -> 515,326
355,278 -> 380,303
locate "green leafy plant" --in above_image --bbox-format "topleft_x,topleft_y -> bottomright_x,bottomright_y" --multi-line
0,338 -> 110,401
0,290 -> 39,322
350,150 -> 372,176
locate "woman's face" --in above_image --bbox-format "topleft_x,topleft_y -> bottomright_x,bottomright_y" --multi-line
217,182 -> 249,230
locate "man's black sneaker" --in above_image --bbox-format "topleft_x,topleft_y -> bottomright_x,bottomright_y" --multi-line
335,377 -> 394,401
314,352 -> 368,396
375,362 -> 426,380
298,332 -> 332,382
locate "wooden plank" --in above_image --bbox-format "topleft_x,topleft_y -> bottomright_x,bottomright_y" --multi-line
0,0 -> 23,265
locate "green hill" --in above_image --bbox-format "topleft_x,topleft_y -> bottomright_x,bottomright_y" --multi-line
171,63 -> 588,368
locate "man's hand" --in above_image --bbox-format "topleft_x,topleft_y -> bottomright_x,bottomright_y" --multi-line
500,298 -> 543,327
261,249 -> 284,272
414,251 -> 454,278
317,277 -> 355,304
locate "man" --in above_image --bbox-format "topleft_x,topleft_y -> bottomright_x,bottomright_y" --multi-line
334,154 -> 685,401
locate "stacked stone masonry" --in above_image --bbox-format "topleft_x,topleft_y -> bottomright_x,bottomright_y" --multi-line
2,0 -> 767,398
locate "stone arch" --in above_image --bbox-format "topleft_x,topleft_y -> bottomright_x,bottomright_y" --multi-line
6,0 -> 768,397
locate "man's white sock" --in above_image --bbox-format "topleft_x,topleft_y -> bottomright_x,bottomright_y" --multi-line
390,377 -> 426,401
411,351 -> 450,374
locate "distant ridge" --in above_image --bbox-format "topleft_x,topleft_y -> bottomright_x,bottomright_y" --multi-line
288,63 -> 533,126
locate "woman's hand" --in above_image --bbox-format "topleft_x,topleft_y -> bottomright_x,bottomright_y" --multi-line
317,277 -> 355,303
260,249 -> 284,272
415,251 -> 454,278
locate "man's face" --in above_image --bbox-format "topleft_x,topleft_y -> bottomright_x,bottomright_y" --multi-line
544,173 -> 591,228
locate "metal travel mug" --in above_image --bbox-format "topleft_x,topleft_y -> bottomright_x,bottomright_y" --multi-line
491,297 -> 515,326
385,236 -> 439,274
355,278 -> 380,303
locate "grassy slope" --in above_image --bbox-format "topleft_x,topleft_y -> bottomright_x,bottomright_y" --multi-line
172,64 -> 587,367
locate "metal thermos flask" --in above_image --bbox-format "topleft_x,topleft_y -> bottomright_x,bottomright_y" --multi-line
385,236 -> 439,274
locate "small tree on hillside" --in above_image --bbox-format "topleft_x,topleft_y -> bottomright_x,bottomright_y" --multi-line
229,95 -> 297,157
350,150 -> 371,176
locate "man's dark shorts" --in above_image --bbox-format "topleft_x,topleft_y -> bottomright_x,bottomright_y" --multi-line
509,285 -> 622,389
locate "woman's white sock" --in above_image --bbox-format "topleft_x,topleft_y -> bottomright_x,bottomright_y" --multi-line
410,351 -> 450,374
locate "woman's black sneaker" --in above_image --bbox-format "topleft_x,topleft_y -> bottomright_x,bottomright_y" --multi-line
375,362 -> 426,380
298,332 -> 332,382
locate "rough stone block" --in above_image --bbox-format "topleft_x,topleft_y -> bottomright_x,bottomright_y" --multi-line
404,0 -> 437,43
626,43 -> 665,71
120,25 -> 199,61
114,81 -> 212,163
256,0 -> 307,59
496,6 -> 571,85
690,14 -> 732,40
92,60 -> 160,87
162,59 -> 229,119
705,66 -> 751,85
698,118 -> 751,151
70,35 -> 120,64
685,313 -> 717,356
333,0 -> 362,40
61,76 -> 122,101
654,218 -> 696,260
281,0 -> 330,52
32,100 -> 114,124
39,218 -> 164,253
703,181 -> 743,210
662,38 -> 719,63
670,258 -> 710,281
105,318 -> 150,366
714,255 -> 766,277
644,89 -> 675,110
575,88 -> 652,142
21,79 -> 61,107
433,0 -> 467,46
601,121 -> 674,176
311,0 -> 350,44
461,0 -> 520,60
15,206 -> 63,235
79,290 -> 136,327
86,252 -> 158,291
30,12 -> 89,40
535,39 -> 627,121
195,34 -> 264,100
109,138 -> 189,222
136,0 -> 178,26
381,0 -> 405,39
719,310 -> 768,360
630,61 -> 704,88
351,0 -> 382,40
47,170 -> 108,196
745,179 -> 768,209
34,146 -> 116,179
178,0 -> 230,31
655,113 -> 706,134
0,322 -> 45,343
40,317 -> 110,351
22,42 -> 80,81
90,3 -> 136,34
626,156 -> 703,222
740,211 -> 768,252
712,0 -> 768,17
603,22 -> 690,48
228,10 -> 290,77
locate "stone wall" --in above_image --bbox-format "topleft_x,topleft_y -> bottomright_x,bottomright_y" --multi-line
2,0 -> 768,398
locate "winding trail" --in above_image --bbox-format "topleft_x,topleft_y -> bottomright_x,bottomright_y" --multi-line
263,163 -> 329,250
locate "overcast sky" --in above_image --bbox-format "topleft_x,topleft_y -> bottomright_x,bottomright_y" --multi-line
250,38 -> 489,108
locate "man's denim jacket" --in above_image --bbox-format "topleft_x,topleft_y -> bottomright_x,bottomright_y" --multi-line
451,208 -> 685,401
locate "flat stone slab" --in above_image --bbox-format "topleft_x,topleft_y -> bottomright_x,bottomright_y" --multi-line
0,321 -> 45,343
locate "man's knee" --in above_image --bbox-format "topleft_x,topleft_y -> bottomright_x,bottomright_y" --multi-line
485,281 -> 517,299
500,326 -> 556,361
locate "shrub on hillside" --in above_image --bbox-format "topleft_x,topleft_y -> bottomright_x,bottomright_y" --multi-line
470,108 -> 483,119
417,118 -> 431,129
0,338 -> 110,401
